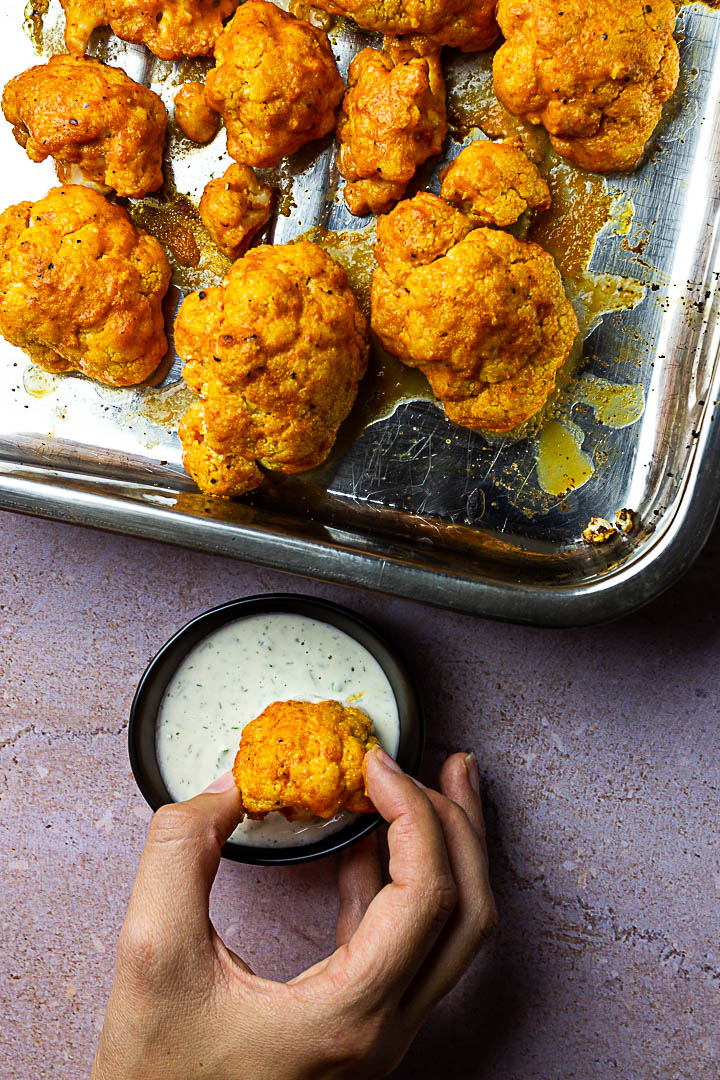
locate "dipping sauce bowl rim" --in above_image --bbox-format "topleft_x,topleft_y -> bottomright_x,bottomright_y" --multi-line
128,592 -> 424,866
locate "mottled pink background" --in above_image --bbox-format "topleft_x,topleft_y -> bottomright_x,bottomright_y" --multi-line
1,510 -> 718,1078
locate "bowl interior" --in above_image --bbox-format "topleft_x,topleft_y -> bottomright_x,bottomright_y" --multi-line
129,593 -> 424,865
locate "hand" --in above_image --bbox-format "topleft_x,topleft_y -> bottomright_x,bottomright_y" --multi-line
91,749 -> 496,1080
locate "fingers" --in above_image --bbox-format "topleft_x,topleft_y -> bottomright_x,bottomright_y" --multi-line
337,749 -> 457,1004
122,772 -> 244,958
336,831 -> 383,948
402,752 -> 497,1026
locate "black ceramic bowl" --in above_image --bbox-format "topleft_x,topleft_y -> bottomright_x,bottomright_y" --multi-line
129,593 -> 424,865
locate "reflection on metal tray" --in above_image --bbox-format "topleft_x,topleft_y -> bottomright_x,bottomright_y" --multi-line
1,2 -> 719,626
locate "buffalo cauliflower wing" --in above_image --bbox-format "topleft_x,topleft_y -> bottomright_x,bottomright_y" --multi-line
439,139 -> 550,227
371,192 -> 578,433
174,240 -> 368,496
311,0 -> 497,51
493,0 -> 680,173
205,1 -> 345,169
2,55 -> 166,200
233,700 -> 379,820
0,185 -> 171,385
174,81 -> 220,144
336,40 -> 447,216
199,164 -> 275,261
61,0 -> 239,59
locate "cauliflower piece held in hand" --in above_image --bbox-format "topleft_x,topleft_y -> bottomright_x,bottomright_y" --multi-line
205,1 -> 345,169
493,0 -> 680,173
61,0 -> 239,59
199,164 -> 274,261
174,82 -> 219,145
336,39 -> 447,217
175,240 -> 368,497
0,185 -> 171,385
439,139 -> 550,228
311,0 -> 497,51
233,700 -> 380,820
371,193 -> 578,433
2,55 -> 167,200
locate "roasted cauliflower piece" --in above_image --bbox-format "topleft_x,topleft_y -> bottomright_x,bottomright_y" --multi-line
60,0 -> 108,55
61,0 -> 239,59
493,0 -> 680,173
233,700 -> 380,820
199,164 -> 275,261
439,139 -> 550,228
336,40 -> 447,217
174,81 -> 219,144
174,240 -> 368,496
205,0 -> 345,168
371,193 -> 578,433
311,0 -> 497,51
2,55 -> 166,200
0,185 -> 171,386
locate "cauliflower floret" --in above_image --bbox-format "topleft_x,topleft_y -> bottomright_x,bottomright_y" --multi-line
61,0 -> 239,59
199,164 -> 275,261
336,39 -> 447,216
439,139 -> 550,227
174,240 -> 368,497
174,81 -> 219,144
60,0 -> 108,54
311,0 -> 497,51
0,185 -> 171,386
205,1 -> 345,169
493,0 -> 680,173
2,55 -> 167,200
232,700 -> 380,820
371,192 -> 578,433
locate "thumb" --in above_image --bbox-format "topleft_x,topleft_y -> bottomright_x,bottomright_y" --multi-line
125,772 -> 244,953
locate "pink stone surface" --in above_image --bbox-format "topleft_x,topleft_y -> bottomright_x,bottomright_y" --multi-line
1,510 -> 718,1078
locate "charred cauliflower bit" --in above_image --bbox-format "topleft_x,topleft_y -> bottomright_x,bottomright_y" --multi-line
62,0 -> 239,59
615,508 -> 635,534
582,517 -> 616,544
2,55 -> 167,200
174,240 -> 368,497
311,0 -> 497,51
233,699 -> 380,820
174,81 -> 219,144
336,39 -> 447,217
371,192 -> 578,434
0,185 -> 171,386
493,0 -> 680,173
60,0 -> 108,55
439,139 -> 550,228
199,164 -> 275,261
205,0 -> 345,169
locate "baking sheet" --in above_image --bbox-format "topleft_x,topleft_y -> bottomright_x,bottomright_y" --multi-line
1,1 -> 720,625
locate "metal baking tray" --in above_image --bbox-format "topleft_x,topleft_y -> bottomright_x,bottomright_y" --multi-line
1,1 -> 719,626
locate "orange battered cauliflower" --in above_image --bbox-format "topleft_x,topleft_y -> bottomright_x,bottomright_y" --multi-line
439,139 -> 550,228
0,185 -> 170,385
199,164 -> 275,261
336,40 -> 447,216
174,241 -> 368,496
61,0 -> 239,59
2,55 -> 166,200
493,0 -> 680,173
174,82 -> 220,144
205,1 -> 345,169
233,700 -> 379,820
311,0 -> 497,51
371,192 -> 578,433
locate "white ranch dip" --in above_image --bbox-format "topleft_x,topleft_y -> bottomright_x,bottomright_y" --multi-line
156,612 -> 400,847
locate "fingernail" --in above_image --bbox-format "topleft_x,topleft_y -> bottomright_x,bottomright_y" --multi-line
371,747 -> 403,774
203,770 -> 236,793
464,752 -> 480,794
